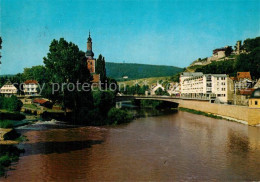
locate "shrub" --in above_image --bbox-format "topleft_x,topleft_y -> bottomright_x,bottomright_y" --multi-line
0,120 -> 13,128
93,91 -> 115,114
107,107 -> 133,125
0,96 -> 23,112
0,112 -> 25,120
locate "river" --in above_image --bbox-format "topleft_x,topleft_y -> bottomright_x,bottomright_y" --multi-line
2,109 -> 260,181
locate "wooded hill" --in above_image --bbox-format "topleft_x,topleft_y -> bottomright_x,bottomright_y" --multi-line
106,62 -> 183,81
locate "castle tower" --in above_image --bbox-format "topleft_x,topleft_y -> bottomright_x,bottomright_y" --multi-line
236,40 -> 242,54
86,31 -> 94,59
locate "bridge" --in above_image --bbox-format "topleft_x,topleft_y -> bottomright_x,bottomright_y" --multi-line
116,95 -> 260,126
116,95 -> 210,103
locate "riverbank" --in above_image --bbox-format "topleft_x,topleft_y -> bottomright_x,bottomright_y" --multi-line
176,99 -> 260,126
178,107 -> 250,125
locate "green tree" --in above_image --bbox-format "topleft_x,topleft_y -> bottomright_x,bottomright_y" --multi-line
0,96 -> 23,112
8,96 -> 23,111
155,88 -> 169,96
96,54 -> 107,84
225,46 -> 233,57
43,38 -> 93,122
242,37 -> 260,52
0,37 -> 2,65
107,107 -> 133,125
93,91 -> 115,114
23,65 -> 49,84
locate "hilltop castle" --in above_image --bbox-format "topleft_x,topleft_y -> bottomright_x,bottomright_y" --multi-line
86,32 -> 100,83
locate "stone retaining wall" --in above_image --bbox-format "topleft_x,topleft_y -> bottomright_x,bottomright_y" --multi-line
177,100 -> 260,126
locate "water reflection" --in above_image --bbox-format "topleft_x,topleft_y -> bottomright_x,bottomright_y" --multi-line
20,140 -> 103,156
2,110 -> 260,181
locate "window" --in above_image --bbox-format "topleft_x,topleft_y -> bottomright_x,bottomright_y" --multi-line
255,101 -> 258,105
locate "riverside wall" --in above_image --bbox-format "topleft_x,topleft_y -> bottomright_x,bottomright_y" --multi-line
177,100 -> 260,126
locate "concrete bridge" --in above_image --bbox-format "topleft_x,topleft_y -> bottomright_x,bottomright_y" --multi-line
116,95 -> 210,103
116,95 -> 260,126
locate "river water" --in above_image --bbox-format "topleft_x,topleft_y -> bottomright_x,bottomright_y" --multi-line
2,109 -> 260,181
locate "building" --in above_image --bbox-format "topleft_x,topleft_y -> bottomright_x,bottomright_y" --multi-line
23,80 -> 38,95
180,73 -> 234,103
207,46 -> 233,62
180,72 -> 203,93
0,81 -> 18,97
249,88 -> 260,108
235,40 -> 242,54
167,83 -> 180,96
253,79 -> 260,89
150,83 -> 165,95
233,88 -> 255,106
231,72 -> 253,91
86,32 -> 100,84
231,72 -> 253,105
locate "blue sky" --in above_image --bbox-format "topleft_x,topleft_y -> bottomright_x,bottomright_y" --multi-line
0,0 -> 259,74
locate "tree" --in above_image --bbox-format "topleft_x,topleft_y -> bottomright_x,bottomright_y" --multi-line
8,96 -> 23,111
242,37 -> 260,52
155,88 -> 169,96
0,37 -> 2,65
96,54 -> 107,84
0,96 -> 23,112
43,38 -> 93,122
225,46 -> 233,57
23,65 -> 49,84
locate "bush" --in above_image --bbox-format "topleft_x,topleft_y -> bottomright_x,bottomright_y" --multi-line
3,129 -> 21,140
93,91 -> 115,114
107,107 -> 133,125
0,112 -> 25,120
0,120 -> 13,128
0,145 -> 24,177
0,96 -> 23,112
140,100 -> 162,108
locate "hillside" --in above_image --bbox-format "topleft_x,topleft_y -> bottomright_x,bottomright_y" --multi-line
106,62 -> 182,81
184,36 -> 260,79
118,76 -> 172,87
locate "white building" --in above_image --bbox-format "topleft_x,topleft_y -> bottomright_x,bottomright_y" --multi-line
150,83 -> 165,95
0,81 -> 18,97
180,72 -> 203,93
167,83 -> 180,96
180,73 -> 234,103
23,80 -> 38,95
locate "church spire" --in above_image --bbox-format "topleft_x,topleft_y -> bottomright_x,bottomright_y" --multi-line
86,31 -> 94,59
88,30 -> 92,42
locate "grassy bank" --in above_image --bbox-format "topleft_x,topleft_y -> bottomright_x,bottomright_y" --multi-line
179,107 -> 223,119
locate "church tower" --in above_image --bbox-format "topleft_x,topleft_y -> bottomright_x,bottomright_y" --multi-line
86,31 -> 94,59
85,31 -> 100,84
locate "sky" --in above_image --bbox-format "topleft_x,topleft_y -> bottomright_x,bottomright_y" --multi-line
0,0 -> 259,74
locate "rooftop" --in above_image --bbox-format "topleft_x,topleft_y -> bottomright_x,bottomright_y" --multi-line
237,72 -> 252,80
24,80 -> 38,84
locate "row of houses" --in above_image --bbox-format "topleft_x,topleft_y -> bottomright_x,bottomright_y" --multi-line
0,80 -> 38,97
148,71 -> 259,108
178,71 -> 260,107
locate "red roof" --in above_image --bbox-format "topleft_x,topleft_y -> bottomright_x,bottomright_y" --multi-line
24,80 -> 38,84
237,72 -> 251,80
239,88 -> 255,95
213,48 -> 227,54
33,99 -> 48,104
